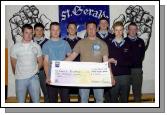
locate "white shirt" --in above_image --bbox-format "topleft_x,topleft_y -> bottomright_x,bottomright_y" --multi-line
10,41 -> 42,79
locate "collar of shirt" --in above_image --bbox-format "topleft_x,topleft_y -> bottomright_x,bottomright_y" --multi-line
50,38 -> 61,42
34,37 -> 45,44
66,35 -> 78,41
112,38 -> 125,47
98,31 -> 108,39
128,36 -> 138,41
21,40 -> 33,49
21,40 -> 33,44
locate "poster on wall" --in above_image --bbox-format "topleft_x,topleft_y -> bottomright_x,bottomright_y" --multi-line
59,5 -> 110,39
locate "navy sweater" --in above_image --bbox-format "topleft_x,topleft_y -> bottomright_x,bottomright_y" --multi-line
33,38 -> 48,48
64,36 -> 81,62
124,37 -> 145,68
108,39 -> 132,76
96,32 -> 115,43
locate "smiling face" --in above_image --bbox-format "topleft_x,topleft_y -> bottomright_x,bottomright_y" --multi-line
67,24 -> 77,36
34,27 -> 44,38
113,25 -> 124,38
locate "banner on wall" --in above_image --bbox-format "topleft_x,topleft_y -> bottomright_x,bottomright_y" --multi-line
59,5 -> 110,39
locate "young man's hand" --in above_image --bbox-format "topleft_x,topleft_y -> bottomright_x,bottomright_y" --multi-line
111,77 -> 116,86
109,58 -> 117,65
46,77 -> 51,84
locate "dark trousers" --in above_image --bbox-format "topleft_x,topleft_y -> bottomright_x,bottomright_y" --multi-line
104,88 -> 111,103
47,85 -> 69,103
129,68 -> 143,102
108,75 -> 130,103
38,70 -> 49,103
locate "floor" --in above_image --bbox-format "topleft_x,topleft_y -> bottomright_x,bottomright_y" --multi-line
6,93 -> 155,103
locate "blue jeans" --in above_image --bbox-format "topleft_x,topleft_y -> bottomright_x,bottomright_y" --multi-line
79,88 -> 104,103
15,75 -> 40,103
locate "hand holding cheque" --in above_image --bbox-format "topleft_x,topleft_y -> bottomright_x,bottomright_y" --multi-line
49,61 -> 114,87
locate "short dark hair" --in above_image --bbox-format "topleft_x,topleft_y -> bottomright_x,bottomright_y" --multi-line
22,24 -> 33,32
34,23 -> 45,30
50,22 -> 60,30
67,21 -> 77,29
99,17 -> 109,23
86,21 -> 97,28
128,22 -> 138,29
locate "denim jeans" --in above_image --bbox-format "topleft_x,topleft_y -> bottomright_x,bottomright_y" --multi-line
15,75 -> 40,103
79,88 -> 104,103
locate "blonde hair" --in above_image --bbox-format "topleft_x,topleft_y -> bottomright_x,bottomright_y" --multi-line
112,21 -> 124,29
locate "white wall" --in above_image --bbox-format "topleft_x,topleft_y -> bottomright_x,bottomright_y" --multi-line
6,5 -> 155,97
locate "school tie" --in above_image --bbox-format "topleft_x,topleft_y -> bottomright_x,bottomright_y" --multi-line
102,33 -> 106,38
37,40 -> 41,44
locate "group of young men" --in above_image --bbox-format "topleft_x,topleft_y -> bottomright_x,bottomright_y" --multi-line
10,17 -> 145,103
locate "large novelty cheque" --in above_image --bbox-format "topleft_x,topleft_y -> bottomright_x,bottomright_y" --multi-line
50,61 -> 112,87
